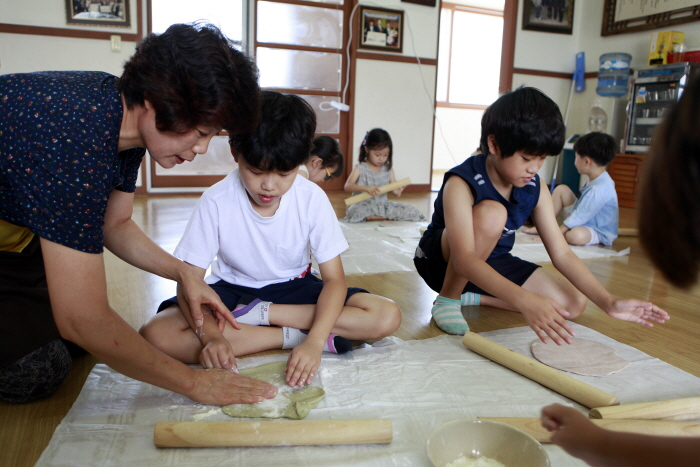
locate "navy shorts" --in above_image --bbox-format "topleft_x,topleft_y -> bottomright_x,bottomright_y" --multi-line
157,274 -> 369,313
413,227 -> 540,296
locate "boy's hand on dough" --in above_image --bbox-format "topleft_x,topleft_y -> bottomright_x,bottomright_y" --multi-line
606,299 -> 669,326
520,294 -> 575,345
286,341 -> 322,388
199,336 -> 238,372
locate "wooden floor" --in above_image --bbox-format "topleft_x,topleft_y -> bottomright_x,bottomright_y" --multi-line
3,190 -> 700,467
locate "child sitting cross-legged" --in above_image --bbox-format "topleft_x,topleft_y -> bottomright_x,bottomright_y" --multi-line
140,91 -> 401,388
523,131 -> 618,246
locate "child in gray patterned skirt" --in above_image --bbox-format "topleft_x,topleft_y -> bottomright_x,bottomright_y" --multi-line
342,128 -> 426,223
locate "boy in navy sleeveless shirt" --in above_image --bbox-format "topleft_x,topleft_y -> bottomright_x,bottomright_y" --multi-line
414,87 -> 667,344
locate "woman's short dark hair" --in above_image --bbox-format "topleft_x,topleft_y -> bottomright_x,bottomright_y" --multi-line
119,22 -> 260,135
311,136 -> 344,178
573,132 -> 617,166
229,91 -> 316,172
359,128 -> 393,170
639,75 -> 700,288
480,87 -> 565,158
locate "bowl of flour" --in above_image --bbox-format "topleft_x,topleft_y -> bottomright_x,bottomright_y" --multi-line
426,419 -> 549,467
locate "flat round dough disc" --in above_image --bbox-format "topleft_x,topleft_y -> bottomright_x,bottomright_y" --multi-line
531,337 -> 629,377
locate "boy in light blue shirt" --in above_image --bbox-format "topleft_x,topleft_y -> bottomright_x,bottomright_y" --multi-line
524,132 -> 618,246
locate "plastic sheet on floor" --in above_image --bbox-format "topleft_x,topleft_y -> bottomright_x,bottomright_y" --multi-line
36,324 -> 700,467
331,223 -> 629,276
332,221 -> 428,275
513,231 -> 630,263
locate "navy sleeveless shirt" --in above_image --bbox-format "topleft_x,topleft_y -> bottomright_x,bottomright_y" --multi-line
427,154 -> 541,259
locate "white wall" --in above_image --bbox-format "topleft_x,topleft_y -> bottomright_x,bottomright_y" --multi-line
351,0 -> 440,186
0,0 -> 139,75
3,0 -> 699,187
513,0 -> 700,181
353,59 -> 436,184
432,107 -> 483,170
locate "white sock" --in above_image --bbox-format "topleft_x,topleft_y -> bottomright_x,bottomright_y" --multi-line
232,296 -> 270,326
281,327 -> 353,355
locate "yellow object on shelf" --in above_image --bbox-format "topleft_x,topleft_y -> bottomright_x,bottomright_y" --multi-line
649,31 -> 684,66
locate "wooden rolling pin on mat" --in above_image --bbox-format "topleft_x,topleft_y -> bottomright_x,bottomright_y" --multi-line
154,419 -> 393,448
344,178 -> 411,206
590,397 -> 700,421
480,417 -> 700,443
462,332 -> 619,408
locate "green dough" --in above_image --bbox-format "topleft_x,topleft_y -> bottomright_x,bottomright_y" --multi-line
222,361 -> 325,420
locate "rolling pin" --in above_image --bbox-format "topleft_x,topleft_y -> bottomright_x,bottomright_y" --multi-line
462,332 -> 619,408
344,178 -> 411,206
590,397 -> 700,421
154,419 -> 392,447
479,417 -> 700,443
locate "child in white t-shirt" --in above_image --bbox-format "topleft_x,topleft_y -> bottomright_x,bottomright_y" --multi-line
140,91 -> 401,388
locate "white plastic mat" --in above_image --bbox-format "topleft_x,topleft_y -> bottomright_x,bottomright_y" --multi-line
36,324 -> 700,467
334,223 -> 629,275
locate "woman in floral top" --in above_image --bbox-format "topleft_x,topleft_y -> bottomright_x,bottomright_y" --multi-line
0,23 -> 277,404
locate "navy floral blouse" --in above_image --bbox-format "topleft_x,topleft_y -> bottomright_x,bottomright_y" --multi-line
0,71 -> 145,253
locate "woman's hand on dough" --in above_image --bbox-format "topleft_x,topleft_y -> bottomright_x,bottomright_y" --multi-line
189,368 -> 277,405
199,336 -> 238,372
606,299 -> 669,326
285,342 -> 321,388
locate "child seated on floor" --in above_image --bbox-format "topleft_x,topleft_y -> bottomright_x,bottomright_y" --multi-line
541,73 -> 700,467
523,131 -> 618,246
413,87 -> 667,344
342,128 -> 426,223
140,91 -> 401,388
297,135 -> 344,183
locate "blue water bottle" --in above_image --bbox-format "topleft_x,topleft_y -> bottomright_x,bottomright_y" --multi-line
596,53 -> 632,97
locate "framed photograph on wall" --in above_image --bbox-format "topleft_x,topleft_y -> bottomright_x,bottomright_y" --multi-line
359,6 -> 403,54
522,0 -> 574,35
66,0 -> 131,27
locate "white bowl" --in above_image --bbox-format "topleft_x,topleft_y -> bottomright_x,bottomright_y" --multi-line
426,419 -> 550,467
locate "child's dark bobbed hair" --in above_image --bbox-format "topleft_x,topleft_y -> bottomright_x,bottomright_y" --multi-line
312,136 -> 344,178
359,128 -> 392,170
120,22 -> 260,135
573,132 -> 617,166
229,90 -> 316,172
479,87 -> 565,158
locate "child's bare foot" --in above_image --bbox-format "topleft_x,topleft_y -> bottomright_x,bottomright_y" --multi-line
522,226 -> 539,235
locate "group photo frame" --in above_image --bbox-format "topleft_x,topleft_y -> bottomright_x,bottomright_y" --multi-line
522,0 -> 574,35
359,6 -> 403,54
65,0 -> 131,27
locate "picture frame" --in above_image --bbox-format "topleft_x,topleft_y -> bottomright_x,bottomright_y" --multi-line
522,0 -> 575,35
358,6 -> 403,54
401,0 -> 436,7
65,0 -> 131,28
602,0 -> 700,36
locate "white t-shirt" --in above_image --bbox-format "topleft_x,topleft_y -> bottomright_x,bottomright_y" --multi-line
174,169 -> 348,288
